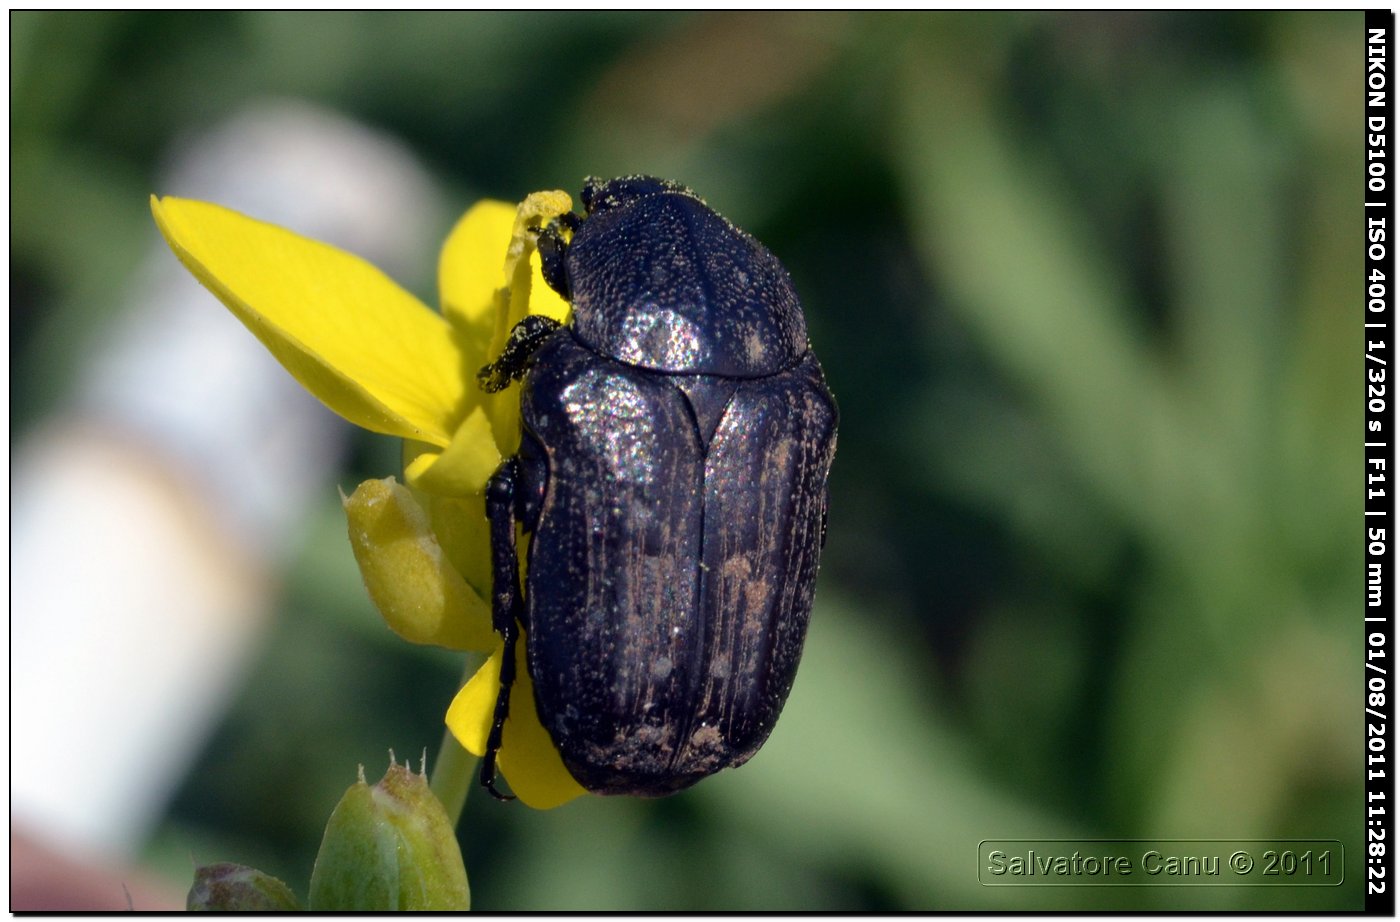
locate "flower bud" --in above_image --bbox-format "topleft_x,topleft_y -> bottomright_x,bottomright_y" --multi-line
308,760 -> 470,911
187,862 -> 300,911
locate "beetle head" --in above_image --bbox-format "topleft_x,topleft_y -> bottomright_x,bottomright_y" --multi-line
580,175 -> 699,215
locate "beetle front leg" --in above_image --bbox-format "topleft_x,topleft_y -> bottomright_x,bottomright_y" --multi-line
481,456 -> 525,801
477,314 -> 562,393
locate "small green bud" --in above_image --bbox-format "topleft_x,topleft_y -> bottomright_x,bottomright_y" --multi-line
308,759 -> 470,911
187,862 -> 301,911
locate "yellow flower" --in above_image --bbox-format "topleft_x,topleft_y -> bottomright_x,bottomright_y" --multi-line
151,190 -> 587,809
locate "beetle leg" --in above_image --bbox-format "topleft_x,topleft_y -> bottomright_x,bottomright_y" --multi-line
481,457 -> 524,802
477,314 -> 562,393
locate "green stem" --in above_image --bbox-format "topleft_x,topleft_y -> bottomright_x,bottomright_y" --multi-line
429,658 -> 482,828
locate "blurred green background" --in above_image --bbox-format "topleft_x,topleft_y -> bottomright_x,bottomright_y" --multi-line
12,10 -> 1363,910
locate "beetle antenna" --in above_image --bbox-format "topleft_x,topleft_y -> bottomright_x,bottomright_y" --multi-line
535,219 -> 573,300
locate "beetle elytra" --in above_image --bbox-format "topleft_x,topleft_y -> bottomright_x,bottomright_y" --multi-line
477,176 -> 837,799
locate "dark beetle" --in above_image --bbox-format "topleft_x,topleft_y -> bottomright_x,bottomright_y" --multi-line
476,176 -> 837,799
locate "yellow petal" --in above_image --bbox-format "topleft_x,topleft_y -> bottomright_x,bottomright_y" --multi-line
444,645 -> 500,755
526,248 -> 571,324
403,406 -> 501,498
445,641 -> 588,810
401,441 -> 493,598
343,477 -> 494,652
429,490 -> 493,601
499,190 -> 574,345
436,193 -> 572,459
482,191 -> 575,454
438,199 -> 516,350
496,663 -> 589,809
152,196 -> 466,446
437,195 -> 571,367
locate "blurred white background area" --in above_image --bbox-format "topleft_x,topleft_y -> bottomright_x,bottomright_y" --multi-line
11,101 -> 441,908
